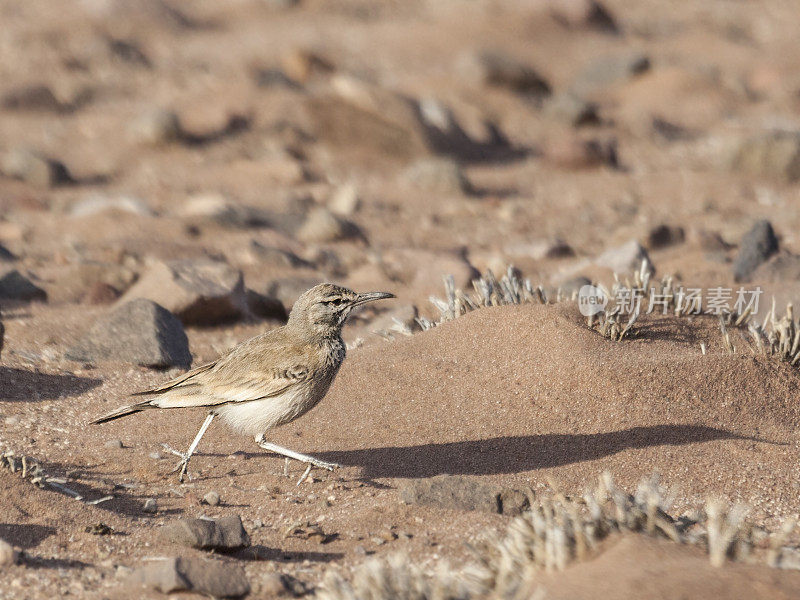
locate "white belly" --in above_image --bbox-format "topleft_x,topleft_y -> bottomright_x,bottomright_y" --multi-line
215,375 -> 333,436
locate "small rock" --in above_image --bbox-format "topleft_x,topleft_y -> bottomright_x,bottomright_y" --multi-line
549,0 -> 618,33
202,491 -> 221,506
399,475 -> 502,513
260,573 -> 289,596
161,515 -> 250,551
83,282 -> 121,305
245,290 -> 288,322
249,241 -> 313,269
179,193 -> 269,229
401,158 -> 472,195
252,519 -> 264,529
104,439 -> 123,449
595,240 -> 654,275
371,537 -> 386,546
128,556 -> 249,597
694,229 -> 733,252
1,84 -> 66,112
328,184 -> 360,216
733,220 -> 779,282
544,93 -> 600,127
0,269 -> 47,302
282,48 -> 334,83
142,498 -> 158,513
107,37 -> 151,68
731,131 -> 800,182
69,195 -> 153,217
0,538 -> 19,566
547,135 -> 618,169
0,148 -> 73,187
66,299 -> 191,368
459,50 -> 551,97
308,76 -> 511,161
505,239 -> 574,260
571,52 -> 650,96
266,277 -> 325,311
0,244 -> 17,262
297,207 -> 361,243
129,109 -> 182,145
149,451 -> 163,460
118,259 -> 248,325
646,224 -> 685,249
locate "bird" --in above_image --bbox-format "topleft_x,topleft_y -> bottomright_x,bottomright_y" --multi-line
91,283 -> 394,482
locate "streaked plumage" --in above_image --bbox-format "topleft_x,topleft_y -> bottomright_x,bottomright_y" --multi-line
92,283 -> 394,480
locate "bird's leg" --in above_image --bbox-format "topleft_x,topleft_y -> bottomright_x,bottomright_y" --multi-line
254,434 -> 341,484
162,412 -> 214,482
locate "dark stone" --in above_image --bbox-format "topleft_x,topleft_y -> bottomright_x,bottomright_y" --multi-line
128,556 -> 250,597
117,259 -> 248,325
0,148 -> 73,187
160,515 -> 250,551
462,50 -> 551,97
646,224 -> 686,249
66,299 -> 191,368
733,220 -> 779,282
0,269 -> 47,302
246,290 -> 288,321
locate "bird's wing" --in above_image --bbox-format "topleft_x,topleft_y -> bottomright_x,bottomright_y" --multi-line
149,364 -> 312,409
130,361 -> 217,396
130,328 -> 317,409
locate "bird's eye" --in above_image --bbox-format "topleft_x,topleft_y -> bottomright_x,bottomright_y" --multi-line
322,297 -> 344,306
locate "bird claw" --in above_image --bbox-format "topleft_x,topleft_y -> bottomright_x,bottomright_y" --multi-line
308,458 -> 341,471
162,444 -> 192,482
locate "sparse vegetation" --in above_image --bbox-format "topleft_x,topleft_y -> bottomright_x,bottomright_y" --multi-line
316,474 -> 800,599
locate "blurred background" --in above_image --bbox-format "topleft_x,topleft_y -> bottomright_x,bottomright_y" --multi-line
1,0 -> 800,343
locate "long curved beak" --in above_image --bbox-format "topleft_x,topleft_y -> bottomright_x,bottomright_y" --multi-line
353,291 -> 395,307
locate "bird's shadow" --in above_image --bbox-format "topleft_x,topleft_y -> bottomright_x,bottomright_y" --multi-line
0,367 -> 102,402
315,424 -> 768,479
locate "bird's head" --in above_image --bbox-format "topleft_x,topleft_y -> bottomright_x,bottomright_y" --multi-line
288,283 -> 395,338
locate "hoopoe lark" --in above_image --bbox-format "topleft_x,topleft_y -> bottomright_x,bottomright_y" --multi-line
92,283 -> 394,482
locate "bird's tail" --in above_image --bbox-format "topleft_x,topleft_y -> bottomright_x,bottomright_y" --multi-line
90,401 -> 152,424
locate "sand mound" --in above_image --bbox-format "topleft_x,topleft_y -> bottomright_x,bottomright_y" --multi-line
538,533 -> 800,600
274,303 -> 799,513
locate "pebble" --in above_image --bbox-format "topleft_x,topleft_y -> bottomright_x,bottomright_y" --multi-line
297,207 -> 361,244
129,109 -> 182,145
328,184 -> 360,216
0,538 -> 19,566
0,147 -> 73,187
202,491 -> 221,506
733,220 -> 779,282
104,439 -> 123,449
142,498 -> 158,513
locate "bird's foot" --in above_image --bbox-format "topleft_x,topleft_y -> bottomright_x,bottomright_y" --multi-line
161,444 -> 193,482
295,458 -> 341,486
304,456 -> 341,471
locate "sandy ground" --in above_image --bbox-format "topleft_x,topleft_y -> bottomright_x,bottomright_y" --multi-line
2,0 -> 800,597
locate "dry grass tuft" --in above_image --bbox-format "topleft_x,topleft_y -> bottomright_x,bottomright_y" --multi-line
418,268 -> 547,331
316,474 -> 800,600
